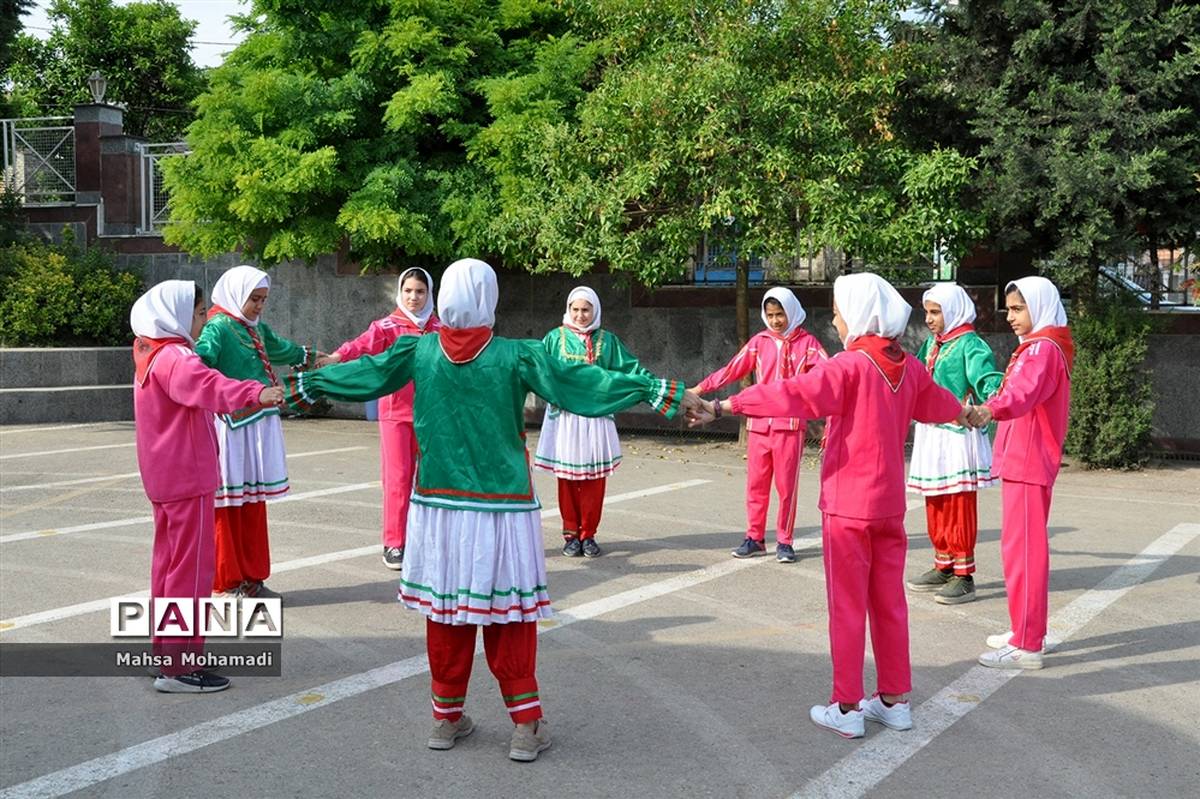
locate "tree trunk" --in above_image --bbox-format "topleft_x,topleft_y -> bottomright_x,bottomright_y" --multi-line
735,256 -> 750,446
1148,239 -> 1161,310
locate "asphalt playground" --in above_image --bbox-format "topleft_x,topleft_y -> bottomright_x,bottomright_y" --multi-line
0,418 -> 1197,799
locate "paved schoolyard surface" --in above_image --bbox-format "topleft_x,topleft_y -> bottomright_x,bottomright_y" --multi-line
0,418 -> 1197,799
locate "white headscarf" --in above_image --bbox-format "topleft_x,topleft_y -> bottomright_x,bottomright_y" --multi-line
1006,277 -> 1067,338
130,280 -> 196,343
922,282 -> 976,333
761,287 -> 807,338
832,273 -> 912,342
437,258 -> 498,329
211,265 -> 270,327
396,267 -> 435,330
563,286 -> 602,334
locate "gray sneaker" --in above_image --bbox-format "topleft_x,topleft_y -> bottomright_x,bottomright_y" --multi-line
248,581 -> 282,599
427,714 -> 475,750
731,538 -> 767,559
934,575 -> 976,605
776,543 -> 797,563
581,538 -> 602,558
382,546 -> 404,570
562,538 -> 583,557
509,719 -> 551,762
906,568 -> 952,592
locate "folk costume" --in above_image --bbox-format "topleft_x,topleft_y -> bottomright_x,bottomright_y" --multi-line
906,283 -> 1003,584
983,277 -> 1073,658
533,287 -> 655,549
194,266 -> 316,595
725,274 -> 962,711
695,288 -> 828,551
333,268 -> 440,559
131,281 -> 265,681
280,259 -> 685,729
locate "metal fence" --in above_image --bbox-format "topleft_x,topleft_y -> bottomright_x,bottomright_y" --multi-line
138,142 -> 189,233
0,117 -> 76,204
1104,247 -> 1197,307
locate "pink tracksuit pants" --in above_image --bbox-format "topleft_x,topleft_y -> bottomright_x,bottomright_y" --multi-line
746,428 -> 804,545
822,513 -> 910,704
380,420 -> 418,548
151,493 -> 215,676
1001,480 -> 1052,652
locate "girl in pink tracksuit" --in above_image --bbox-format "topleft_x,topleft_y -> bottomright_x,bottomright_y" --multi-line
691,274 -> 966,738
320,268 -> 439,570
694,288 -> 827,562
971,277 -> 1073,671
131,280 -> 281,693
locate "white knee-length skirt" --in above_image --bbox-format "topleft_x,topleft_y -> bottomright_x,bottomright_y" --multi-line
534,407 -> 622,480
906,422 -> 996,497
214,414 -> 290,507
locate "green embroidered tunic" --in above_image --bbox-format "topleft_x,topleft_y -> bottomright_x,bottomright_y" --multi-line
284,333 -> 684,512
916,332 -> 1003,404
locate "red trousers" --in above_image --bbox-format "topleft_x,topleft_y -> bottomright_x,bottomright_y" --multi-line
746,429 -> 804,545
924,491 -> 978,575
1001,480 -> 1052,651
212,501 -> 270,593
379,420 -> 418,548
557,477 -> 607,540
151,493 -> 215,676
822,513 -> 910,704
426,618 -> 542,724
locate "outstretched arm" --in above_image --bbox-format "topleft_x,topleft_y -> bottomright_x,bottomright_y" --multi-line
695,340 -> 757,394
519,341 -> 686,419
282,336 -> 419,412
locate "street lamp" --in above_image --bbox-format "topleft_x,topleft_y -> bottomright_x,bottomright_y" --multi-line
87,70 -> 107,104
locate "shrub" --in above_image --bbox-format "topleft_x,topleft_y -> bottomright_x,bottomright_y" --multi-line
0,237 -> 144,346
1065,298 -> 1154,469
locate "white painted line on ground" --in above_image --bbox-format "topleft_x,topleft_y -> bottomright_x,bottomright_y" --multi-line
0,423 -> 114,436
0,443 -> 134,461
0,480 -> 710,631
0,447 -> 368,494
0,482 -> 381,545
792,521 -> 1200,799
0,481 -> 722,798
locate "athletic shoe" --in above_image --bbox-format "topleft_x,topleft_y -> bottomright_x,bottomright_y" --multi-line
248,581 -> 281,599
934,575 -> 976,605
509,720 -> 551,762
581,539 -> 602,558
978,644 -> 1044,670
154,670 -> 231,693
731,538 -> 767,559
809,702 -> 865,739
986,631 -> 1014,649
427,715 -> 475,750
562,538 -> 583,557
906,568 -> 952,592
382,546 -> 404,570
860,695 -> 913,731
776,543 -> 797,563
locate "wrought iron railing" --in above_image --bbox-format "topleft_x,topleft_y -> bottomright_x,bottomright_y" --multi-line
138,142 -> 189,233
0,117 -> 76,204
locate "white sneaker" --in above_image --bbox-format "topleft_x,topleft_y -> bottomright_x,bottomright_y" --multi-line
986,631 -> 1056,652
860,696 -> 913,731
809,702 -> 865,739
978,644 -> 1044,670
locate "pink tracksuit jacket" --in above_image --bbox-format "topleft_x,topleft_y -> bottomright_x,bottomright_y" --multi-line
986,340 -> 1071,486
335,313 -> 440,421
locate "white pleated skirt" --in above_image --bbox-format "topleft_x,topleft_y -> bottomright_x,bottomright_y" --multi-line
533,407 -> 622,480
213,414 -> 290,507
906,422 -> 997,496
398,503 -> 553,626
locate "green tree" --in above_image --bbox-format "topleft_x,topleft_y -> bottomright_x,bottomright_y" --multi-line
916,0 -> 1200,307
6,0 -> 205,140
162,0 -> 570,269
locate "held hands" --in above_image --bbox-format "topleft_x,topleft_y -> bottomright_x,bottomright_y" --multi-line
315,352 -> 341,369
259,385 -> 285,406
686,398 -> 719,427
959,404 -> 994,429
681,389 -> 705,417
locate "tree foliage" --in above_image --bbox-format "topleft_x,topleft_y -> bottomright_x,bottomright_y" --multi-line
915,0 -> 1200,299
162,0 -> 571,269
6,0 -> 205,140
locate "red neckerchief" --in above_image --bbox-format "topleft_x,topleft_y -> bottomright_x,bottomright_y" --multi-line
767,328 -> 807,379
209,305 -> 279,386
1000,326 -> 1075,390
133,336 -> 188,386
565,325 -> 597,363
847,334 -> 906,392
926,323 -> 975,374
439,326 -> 493,364
390,310 -> 440,333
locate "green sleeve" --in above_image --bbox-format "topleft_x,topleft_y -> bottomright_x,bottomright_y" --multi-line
962,336 -> 1003,401
915,336 -> 932,363
193,317 -> 224,368
542,328 -> 560,357
258,322 -> 311,368
603,331 -> 656,380
283,336 -> 418,412
518,340 -> 685,420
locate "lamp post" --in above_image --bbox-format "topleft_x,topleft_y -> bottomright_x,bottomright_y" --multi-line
87,70 -> 107,104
